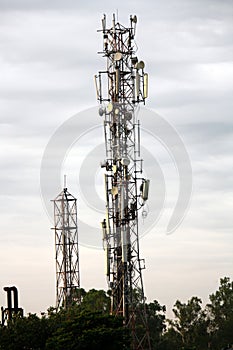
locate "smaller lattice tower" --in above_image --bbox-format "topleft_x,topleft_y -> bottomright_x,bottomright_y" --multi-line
52,184 -> 80,309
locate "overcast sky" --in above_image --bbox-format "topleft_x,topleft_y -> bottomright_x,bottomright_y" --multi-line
0,0 -> 233,317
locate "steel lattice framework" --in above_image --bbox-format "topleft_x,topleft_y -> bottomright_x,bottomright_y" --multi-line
95,14 -> 151,350
52,187 -> 80,309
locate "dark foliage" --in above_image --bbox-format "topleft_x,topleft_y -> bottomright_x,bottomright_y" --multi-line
0,278 -> 232,350
0,289 -> 129,350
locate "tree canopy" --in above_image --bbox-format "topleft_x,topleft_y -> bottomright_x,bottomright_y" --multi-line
0,278 -> 232,350
160,277 -> 233,350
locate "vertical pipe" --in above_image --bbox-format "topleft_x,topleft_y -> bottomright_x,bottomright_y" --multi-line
98,74 -> 102,101
12,286 -> 18,311
3,287 -> 12,320
62,193 -> 67,309
136,72 -> 140,99
143,73 -> 148,98
137,121 -> 141,157
102,14 -> 106,32
106,247 -> 110,276
115,68 -> 119,95
121,227 -> 128,263
1,306 -> 4,325
4,288 -> 12,311
120,184 -> 125,220
94,75 -> 99,100
112,13 -> 116,34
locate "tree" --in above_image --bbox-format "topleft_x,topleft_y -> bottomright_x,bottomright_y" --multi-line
45,311 -> 130,350
145,300 -> 166,349
158,327 -> 183,350
206,277 -> 233,349
0,313 -> 50,350
79,289 -> 110,314
169,296 -> 208,350
0,288 -> 117,350
0,306 -> 129,350
2,281 -> 233,350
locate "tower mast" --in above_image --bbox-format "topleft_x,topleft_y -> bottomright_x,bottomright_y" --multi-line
52,185 -> 80,309
95,14 -> 151,350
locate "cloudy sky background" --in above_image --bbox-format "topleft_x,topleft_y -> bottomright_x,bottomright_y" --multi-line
0,0 -> 233,317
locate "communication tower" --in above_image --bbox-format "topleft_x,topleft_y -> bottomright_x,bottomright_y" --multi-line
52,185 -> 80,309
95,14 -> 151,350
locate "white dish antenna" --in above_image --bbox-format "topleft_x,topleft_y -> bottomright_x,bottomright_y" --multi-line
107,103 -> 113,113
136,61 -> 145,70
121,158 -> 130,166
114,52 -> 122,61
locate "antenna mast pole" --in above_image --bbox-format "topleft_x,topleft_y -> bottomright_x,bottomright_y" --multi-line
96,14 -> 151,350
